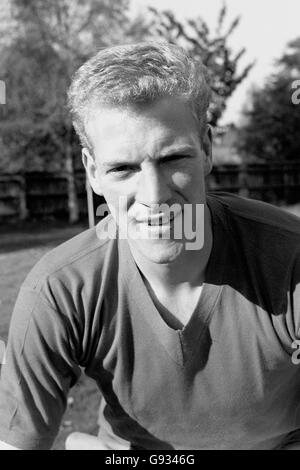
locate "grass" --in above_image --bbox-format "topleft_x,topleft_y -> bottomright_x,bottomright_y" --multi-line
0,222 -> 101,450
1,203 -> 300,449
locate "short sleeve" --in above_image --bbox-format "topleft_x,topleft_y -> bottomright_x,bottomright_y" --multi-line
278,253 -> 300,449
291,253 -> 300,337
0,286 -> 81,449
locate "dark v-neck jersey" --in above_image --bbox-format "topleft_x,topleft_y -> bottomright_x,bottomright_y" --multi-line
0,193 -> 300,449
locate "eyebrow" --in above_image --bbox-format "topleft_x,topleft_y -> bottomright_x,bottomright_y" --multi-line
159,145 -> 196,158
101,146 -> 196,170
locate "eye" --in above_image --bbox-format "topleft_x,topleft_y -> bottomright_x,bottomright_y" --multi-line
160,155 -> 189,165
107,165 -> 137,176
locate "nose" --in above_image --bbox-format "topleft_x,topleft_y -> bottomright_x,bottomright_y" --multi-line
136,163 -> 172,207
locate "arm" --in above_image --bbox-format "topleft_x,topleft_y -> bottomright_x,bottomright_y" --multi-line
65,433 -> 110,450
281,255 -> 300,450
0,286 -> 81,449
65,430 -> 130,450
276,429 -> 300,450
0,440 -> 20,450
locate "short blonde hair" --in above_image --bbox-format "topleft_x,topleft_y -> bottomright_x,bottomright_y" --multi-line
68,41 -> 211,152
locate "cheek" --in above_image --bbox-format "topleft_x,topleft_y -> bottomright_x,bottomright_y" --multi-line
100,187 -> 118,207
101,185 -> 134,216
171,170 -> 194,187
171,158 -> 205,186
171,165 -> 206,201
101,175 -> 138,207
105,198 -> 130,226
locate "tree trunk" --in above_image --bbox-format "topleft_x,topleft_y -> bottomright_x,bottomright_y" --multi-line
19,174 -> 28,220
65,144 -> 79,224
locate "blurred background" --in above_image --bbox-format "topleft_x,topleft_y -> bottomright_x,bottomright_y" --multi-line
0,0 -> 299,449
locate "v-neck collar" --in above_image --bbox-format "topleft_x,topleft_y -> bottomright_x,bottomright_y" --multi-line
118,195 -> 229,366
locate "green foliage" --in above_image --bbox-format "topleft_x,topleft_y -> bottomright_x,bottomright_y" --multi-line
148,3 -> 254,126
238,38 -> 300,161
1,37 -> 71,171
0,0 -> 148,172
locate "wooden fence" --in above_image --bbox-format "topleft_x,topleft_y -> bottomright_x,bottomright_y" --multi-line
0,162 -> 300,222
207,162 -> 300,203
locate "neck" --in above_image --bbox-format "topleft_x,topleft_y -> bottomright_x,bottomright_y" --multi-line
129,204 -> 213,293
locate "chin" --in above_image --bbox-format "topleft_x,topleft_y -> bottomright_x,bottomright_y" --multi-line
137,239 -> 184,264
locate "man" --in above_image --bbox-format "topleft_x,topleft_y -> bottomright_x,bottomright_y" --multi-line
0,41 -> 300,450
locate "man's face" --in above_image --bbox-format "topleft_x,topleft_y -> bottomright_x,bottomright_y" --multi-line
84,97 -> 212,264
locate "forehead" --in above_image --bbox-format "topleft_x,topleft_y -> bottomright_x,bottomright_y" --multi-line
86,97 -> 201,158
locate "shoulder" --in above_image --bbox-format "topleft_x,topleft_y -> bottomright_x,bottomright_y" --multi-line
207,191 -> 300,243
207,192 -> 300,327
9,215 -> 121,362
207,192 -> 300,296
20,215 -> 122,320
23,215 -> 117,293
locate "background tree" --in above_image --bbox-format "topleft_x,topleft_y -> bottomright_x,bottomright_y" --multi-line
149,3 -> 254,127
237,37 -> 300,162
0,0 -> 148,222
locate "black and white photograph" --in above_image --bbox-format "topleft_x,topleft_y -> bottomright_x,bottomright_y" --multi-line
0,0 -> 300,452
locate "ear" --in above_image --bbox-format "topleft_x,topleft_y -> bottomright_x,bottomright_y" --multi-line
202,125 -> 213,176
82,148 -> 103,196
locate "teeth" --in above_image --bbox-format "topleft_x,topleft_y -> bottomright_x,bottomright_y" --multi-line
148,220 -> 163,226
147,215 -> 173,226
137,209 -> 181,225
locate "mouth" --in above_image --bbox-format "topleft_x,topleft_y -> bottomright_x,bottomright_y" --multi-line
137,209 -> 181,227
146,213 -> 174,226
129,207 -> 183,241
